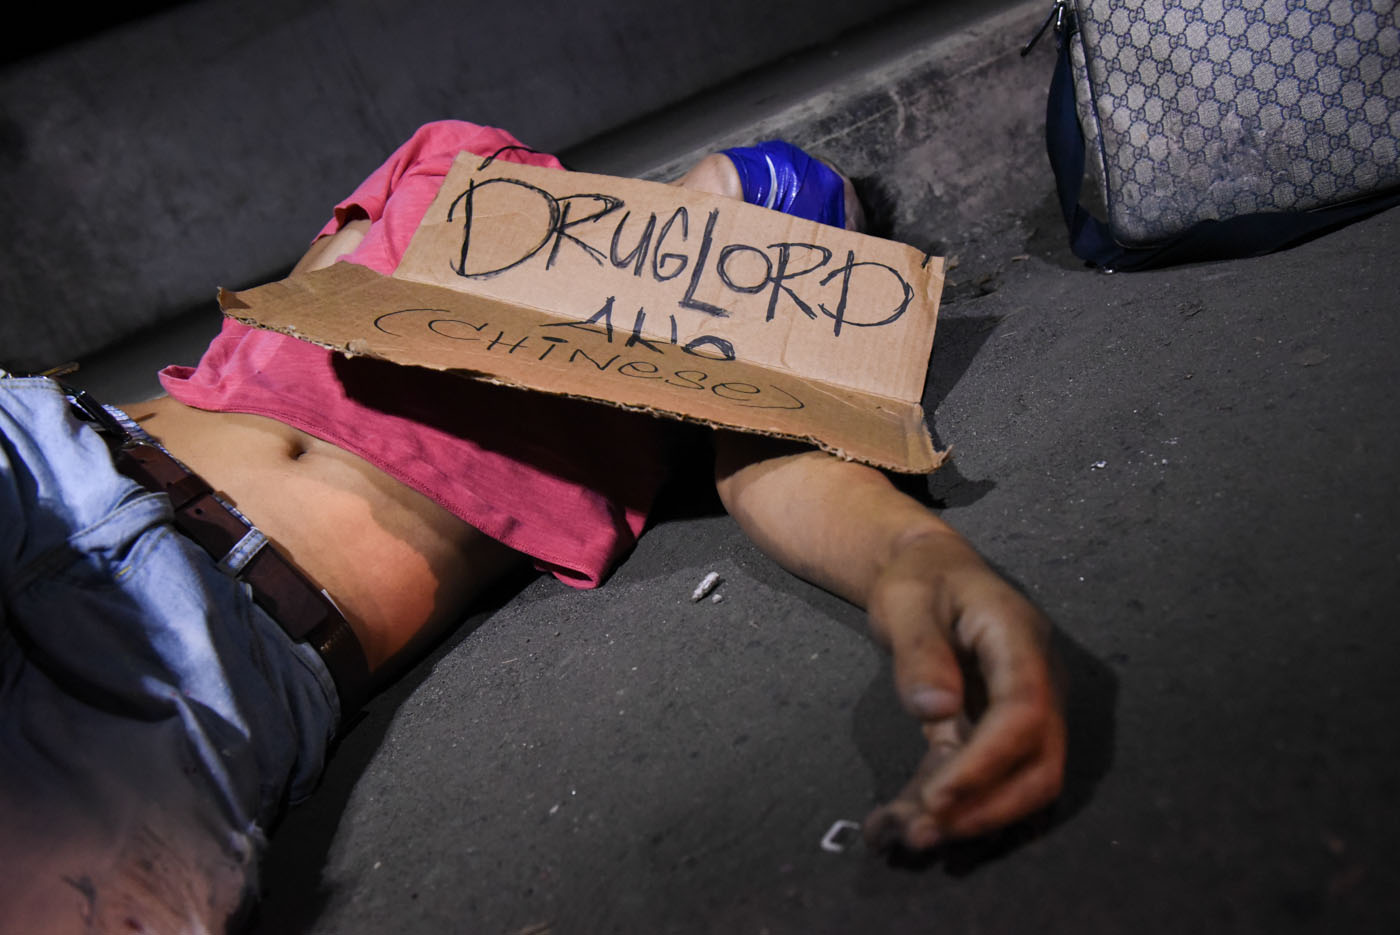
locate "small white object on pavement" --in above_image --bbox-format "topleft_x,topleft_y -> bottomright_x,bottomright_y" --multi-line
820,819 -> 862,853
691,571 -> 720,602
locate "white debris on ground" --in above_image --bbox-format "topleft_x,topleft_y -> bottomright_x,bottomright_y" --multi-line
710,593 -> 724,604
691,571 -> 720,602
820,819 -> 862,853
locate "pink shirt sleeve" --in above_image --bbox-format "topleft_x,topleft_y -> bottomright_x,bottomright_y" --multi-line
314,121 -> 566,276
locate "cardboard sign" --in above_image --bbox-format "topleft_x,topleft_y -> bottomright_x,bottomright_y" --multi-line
220,153 -> 946,472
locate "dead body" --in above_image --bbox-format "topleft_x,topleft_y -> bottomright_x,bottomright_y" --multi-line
135,146 -> 1062,840
1,130 -> 1064,932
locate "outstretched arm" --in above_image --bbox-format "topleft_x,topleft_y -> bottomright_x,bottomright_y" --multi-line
713,432 -> 1065,847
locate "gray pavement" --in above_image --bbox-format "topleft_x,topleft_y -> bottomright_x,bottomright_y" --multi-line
72,2 -> 1400,933
248,209 -> 1400,935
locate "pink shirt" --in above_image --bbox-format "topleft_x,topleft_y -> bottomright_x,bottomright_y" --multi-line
161,121 -> 675,587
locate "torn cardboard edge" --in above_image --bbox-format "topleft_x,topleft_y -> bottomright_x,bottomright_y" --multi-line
220,265 -> 944,472
223,156 -> 947,473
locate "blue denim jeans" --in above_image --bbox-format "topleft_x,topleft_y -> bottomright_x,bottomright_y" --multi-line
0,374 -> 339,932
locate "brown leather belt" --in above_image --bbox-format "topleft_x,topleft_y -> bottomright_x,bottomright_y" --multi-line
68,388 -> 371,717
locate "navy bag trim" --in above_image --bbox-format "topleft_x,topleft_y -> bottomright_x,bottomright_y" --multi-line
1044,10 -> 1400,272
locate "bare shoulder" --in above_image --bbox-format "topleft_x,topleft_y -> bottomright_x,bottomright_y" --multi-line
670,153 -> 743,199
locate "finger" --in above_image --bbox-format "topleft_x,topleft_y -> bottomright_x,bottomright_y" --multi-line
868,736 -> 1062,850
935,740 -> 1066,839
870,577 -> 966,720
863,719 -> 967,851
940,761 -> 1058,839
863,797 -> 941,851
921,689 -> 1063,823
918,611 -> 1061,817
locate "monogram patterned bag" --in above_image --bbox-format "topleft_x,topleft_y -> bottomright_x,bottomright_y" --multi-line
1038,0 -> 1400,269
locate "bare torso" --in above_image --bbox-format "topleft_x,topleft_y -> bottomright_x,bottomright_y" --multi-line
111,167 -> 759,680
123,396 -> 527,678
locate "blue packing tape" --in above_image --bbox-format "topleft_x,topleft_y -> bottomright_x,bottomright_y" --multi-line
721,140 -> 846,228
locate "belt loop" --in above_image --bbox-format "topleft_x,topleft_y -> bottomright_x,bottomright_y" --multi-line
218,527 -> 269,576
69,384 -> 372,718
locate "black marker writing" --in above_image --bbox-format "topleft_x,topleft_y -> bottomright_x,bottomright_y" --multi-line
443,177 -> 915,334
543,297 -> 736,361
372,307 -> 799,410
